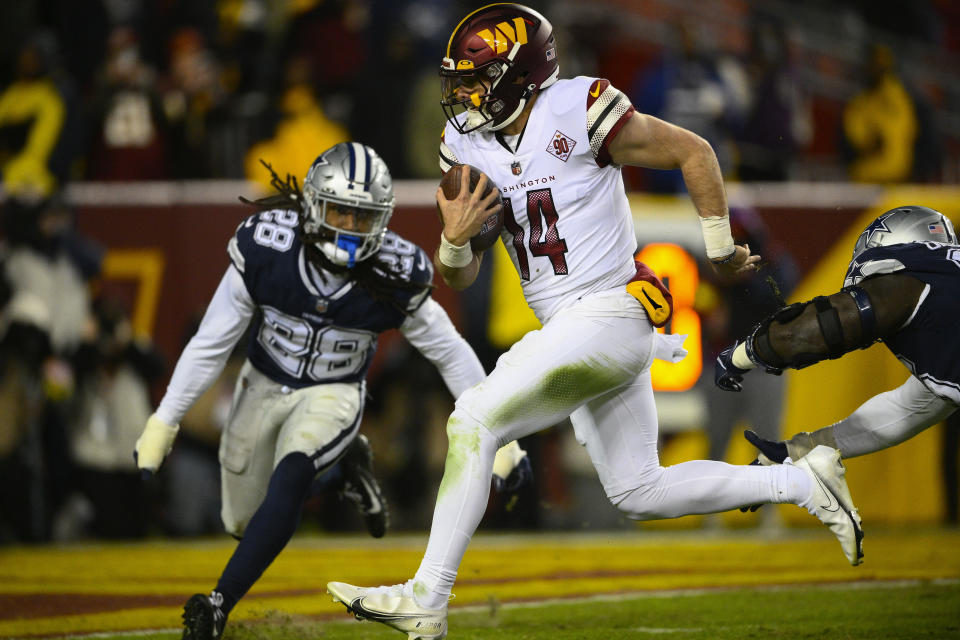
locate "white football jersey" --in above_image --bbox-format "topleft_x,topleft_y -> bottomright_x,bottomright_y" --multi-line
440,76 -> 638,322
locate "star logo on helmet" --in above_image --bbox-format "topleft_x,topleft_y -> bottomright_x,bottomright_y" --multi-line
863,215 -> 892,247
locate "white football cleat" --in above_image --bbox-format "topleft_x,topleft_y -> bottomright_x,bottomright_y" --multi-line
327,580 -> 447,640
794,445 -> 864,566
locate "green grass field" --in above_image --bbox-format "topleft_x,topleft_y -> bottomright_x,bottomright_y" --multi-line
88,581 -> 960,640
5,528 -> 959,640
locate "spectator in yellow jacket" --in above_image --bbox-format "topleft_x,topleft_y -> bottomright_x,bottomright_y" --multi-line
842,44 -> 918,183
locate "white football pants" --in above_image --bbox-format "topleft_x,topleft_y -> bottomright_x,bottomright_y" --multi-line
413,289 -> 810,605
218,360 -> 364,537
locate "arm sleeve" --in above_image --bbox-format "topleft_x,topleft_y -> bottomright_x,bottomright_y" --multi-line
832,375 -> 957,458
155,265 -> 255,425
399,296 -> 485,399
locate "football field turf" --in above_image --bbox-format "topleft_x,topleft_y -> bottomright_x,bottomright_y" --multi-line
1,527 -> 958,639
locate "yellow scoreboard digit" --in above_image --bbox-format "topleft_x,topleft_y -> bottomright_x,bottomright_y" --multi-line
635,243 -> 701,391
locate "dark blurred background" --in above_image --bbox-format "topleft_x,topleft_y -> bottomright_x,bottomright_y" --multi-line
0,0 -> 958,545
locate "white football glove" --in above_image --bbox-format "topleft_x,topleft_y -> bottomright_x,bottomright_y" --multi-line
134,413 -> 179,476
492,440 -> 531,493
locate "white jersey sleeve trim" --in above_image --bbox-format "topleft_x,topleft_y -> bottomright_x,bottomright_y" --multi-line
399,296 -> 484,399
156,265 -> 255,425
587,84 -> 631,160
439,139 -> 460,173
899,282 -> 930,330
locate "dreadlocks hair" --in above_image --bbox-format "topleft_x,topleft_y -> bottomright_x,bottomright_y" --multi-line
241,160 -> 432,316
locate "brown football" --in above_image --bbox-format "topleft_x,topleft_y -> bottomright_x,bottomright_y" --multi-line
438,164 -> 504,252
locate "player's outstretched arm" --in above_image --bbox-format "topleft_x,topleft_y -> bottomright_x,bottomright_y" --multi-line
715,273 -> 926,392
135,265 -> 255,476
608,112 -> 758,276
762,273 -> 924,365
745,375 -> 957,466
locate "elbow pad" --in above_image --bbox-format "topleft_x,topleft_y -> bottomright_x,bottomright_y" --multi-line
746,285 -> 878,372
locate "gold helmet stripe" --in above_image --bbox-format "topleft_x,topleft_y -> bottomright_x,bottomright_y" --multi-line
446,2 -> 516,57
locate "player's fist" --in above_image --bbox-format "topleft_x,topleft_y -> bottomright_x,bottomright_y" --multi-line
714,341 -> 750,392
492,440 -> 532,493
134,413 -> 179,477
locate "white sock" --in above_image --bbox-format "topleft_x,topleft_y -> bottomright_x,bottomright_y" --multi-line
784,458 -> 817,515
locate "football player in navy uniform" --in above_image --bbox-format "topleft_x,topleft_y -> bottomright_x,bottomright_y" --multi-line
132,142 -> 530,639
715,205 -> 959,466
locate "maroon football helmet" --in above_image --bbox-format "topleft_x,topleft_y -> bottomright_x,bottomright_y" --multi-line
440,3 -> 559,134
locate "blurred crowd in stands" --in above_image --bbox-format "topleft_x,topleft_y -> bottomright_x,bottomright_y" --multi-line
0,0 -> 959,543
0,0 -> 957,197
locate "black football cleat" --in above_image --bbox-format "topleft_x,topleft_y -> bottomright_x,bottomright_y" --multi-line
182,592 -> 227,640
339,434 -> 390,538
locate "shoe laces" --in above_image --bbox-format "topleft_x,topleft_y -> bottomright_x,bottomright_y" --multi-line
367,580 -> 414,598
340,480 -> 373,511
208,591 -> 226,623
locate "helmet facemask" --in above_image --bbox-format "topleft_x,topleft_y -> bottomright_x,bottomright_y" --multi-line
441,59 -> 530,134
300,143 -> 395,269
440,4 -> 559,135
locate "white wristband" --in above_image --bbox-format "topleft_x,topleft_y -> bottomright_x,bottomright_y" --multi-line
732,342 -> 755,370
438,233 -> 473,268
699,215 -> 735,260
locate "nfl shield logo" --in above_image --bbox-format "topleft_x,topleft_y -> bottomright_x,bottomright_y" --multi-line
511,161 -> 522,175
315,298 -> 328,313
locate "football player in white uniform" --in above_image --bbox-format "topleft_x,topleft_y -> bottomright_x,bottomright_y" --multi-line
716,205 -> 959,467
132,142 -> 530,639
327,6 -> 863,638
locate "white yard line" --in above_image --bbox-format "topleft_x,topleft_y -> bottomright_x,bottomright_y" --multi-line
47,578 -> 959,640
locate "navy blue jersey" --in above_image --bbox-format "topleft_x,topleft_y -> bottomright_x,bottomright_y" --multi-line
845,241 -> 960,403
227,209 -> 433,388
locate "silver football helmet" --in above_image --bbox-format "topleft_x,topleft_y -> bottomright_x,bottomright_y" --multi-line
850,205 -> 957,265
301,142 -> 395,267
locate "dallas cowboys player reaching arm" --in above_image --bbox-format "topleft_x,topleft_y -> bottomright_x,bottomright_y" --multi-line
133,142 -> 529,640
715,205 -> 959,464
327,6 -> 863,640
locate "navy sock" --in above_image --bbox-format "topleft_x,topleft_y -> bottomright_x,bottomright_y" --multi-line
214,452 -> 315,615
311,462 -> 343,495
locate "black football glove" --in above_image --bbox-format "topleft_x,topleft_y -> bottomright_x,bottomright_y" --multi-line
715,341 -> 750,392
744,429 -> 789,464
493,454 -> 533,494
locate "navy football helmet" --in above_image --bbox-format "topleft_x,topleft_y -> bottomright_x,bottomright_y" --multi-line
301,143 -> 395,268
